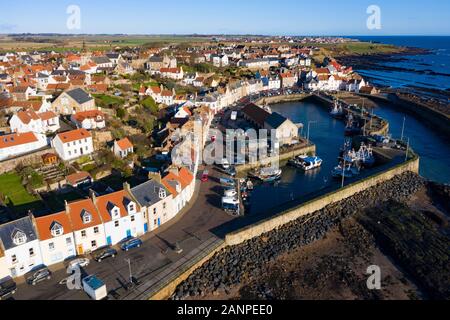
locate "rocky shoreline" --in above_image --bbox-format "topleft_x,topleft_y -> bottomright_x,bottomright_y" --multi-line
171,172 -> 425,300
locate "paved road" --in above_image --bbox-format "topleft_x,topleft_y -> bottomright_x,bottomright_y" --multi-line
12,166 -> 236,300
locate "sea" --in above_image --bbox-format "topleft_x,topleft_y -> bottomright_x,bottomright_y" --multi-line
349,36 -> 450,93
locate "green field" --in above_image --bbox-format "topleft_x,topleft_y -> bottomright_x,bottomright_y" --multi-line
0,173 -> 40,207
93,93 -> 124,108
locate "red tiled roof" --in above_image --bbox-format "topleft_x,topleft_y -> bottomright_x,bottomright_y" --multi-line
0,132 -> 38,149
35,211 -> 73,241
56,128 -> 91,143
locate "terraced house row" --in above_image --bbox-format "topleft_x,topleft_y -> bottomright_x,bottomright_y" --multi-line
0,167 -> 194,279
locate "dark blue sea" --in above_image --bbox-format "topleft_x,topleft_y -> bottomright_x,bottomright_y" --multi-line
351,36 -> 450,92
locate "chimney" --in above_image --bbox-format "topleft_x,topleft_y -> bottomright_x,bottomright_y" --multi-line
123,182 -> 131,193
89,189 -> 97,203
148,171 -> 162,184
168,165 -> 180,177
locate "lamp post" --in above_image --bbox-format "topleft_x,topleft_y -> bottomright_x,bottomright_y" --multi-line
341,158 -> 347,188
125,259 -> 132,285
307,121 -> 317,145
401,116 -> 406,141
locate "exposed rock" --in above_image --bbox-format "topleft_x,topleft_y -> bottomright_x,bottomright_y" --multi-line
171,172 -> 425,300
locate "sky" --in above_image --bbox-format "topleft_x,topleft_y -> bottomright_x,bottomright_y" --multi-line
0,0 -> 450,35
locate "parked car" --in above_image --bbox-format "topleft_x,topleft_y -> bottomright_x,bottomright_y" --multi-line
201,170 -> 209,182
120,238 -> 143,251
26,266 -> 52,286
68,257 -> 90,269
0,277 -> 16,300
91,246 -> 118,262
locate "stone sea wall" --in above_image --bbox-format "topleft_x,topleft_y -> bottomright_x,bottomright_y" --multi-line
171,170 -> 424,300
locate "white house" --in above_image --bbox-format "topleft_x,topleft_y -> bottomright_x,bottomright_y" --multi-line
113,137 -> 134,158
0,216 -> 43,278
34,212 -> 76,266
52,128 -> 94,161
159,67 -> 184,80
131,178 -> 174,232
212,54 -> 229,67
10,109 -> 60,134
94,189 -> 145,246
161,167 -> 194,216
70,110 -> 106,130
66,199 -> 106,255
0,132 -> 48,161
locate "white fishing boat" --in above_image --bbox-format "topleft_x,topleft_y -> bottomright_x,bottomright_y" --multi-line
330,100 -> 344,119
250,167 -> 282,182
289,155 -> 323,171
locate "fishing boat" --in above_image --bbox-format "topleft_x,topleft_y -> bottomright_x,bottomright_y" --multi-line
224,188 -> 237,198
250,167 -> 282,182
358,144 -> 376,167
289,155 -> 323,171
330,100 -> 344,119
331,164 -> 353,179
344,114 -> 361,136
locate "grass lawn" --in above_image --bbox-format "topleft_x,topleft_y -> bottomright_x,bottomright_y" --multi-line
93,94 -> 124,108
0,173 -> 40,207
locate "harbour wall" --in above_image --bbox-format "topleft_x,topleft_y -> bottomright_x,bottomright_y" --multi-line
235,144 -> 316,175
361,93 -> 450,139
254,93 -> 310,105
149,155 -> 419,299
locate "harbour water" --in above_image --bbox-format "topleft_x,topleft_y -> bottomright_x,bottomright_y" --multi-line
248,99 -> 450,216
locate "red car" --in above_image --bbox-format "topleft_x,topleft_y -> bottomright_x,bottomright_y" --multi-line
201,170 -> 209,182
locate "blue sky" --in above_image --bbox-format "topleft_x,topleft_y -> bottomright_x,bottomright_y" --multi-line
1,0 -> 449,35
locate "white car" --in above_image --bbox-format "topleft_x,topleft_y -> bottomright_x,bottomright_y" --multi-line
68,258 -> 90,269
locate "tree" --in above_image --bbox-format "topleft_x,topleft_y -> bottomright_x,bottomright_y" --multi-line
141,97 -> 159,115
116,107 -> 126,119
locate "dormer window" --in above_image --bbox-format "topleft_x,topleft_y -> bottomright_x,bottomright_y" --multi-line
107,202 -> 120,220
81,209 -> 92,224
159,188 -> 167,199
12,229 -> 27,246
50,222 -> 63,237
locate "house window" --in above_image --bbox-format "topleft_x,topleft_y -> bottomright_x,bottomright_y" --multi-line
29,248 -> 35,257
91,240 -> 97,248
153,208 -> 157,215
81,230 -> 87,238
11,255 -> 17,264
66,237 -> 72,245
13,231 -> 27,245
115,221 -> 120,228
154,219 -> 157,226
163,202 -> 167,210
159,189 -> 166,199
82,212 -> 92,224
51,223 -> 63,237
49,242 -> 55,251
131,215 -> 135,222
94,227 -> 99,234
129,204 -> 135,212
68,151 -> 72,156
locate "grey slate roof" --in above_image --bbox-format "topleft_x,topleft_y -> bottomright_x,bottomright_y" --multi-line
0,216 -> 38,250
265,112 -> 288,129
91,56 -> 112,65
131,179 -> 171,208
66,88 -> 93,105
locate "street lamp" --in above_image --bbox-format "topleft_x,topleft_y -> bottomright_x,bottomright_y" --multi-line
124,259 -> 132,285
307,121 -> 317,145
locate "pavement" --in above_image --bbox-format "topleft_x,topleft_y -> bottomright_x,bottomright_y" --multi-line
11,165 -> 236,300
